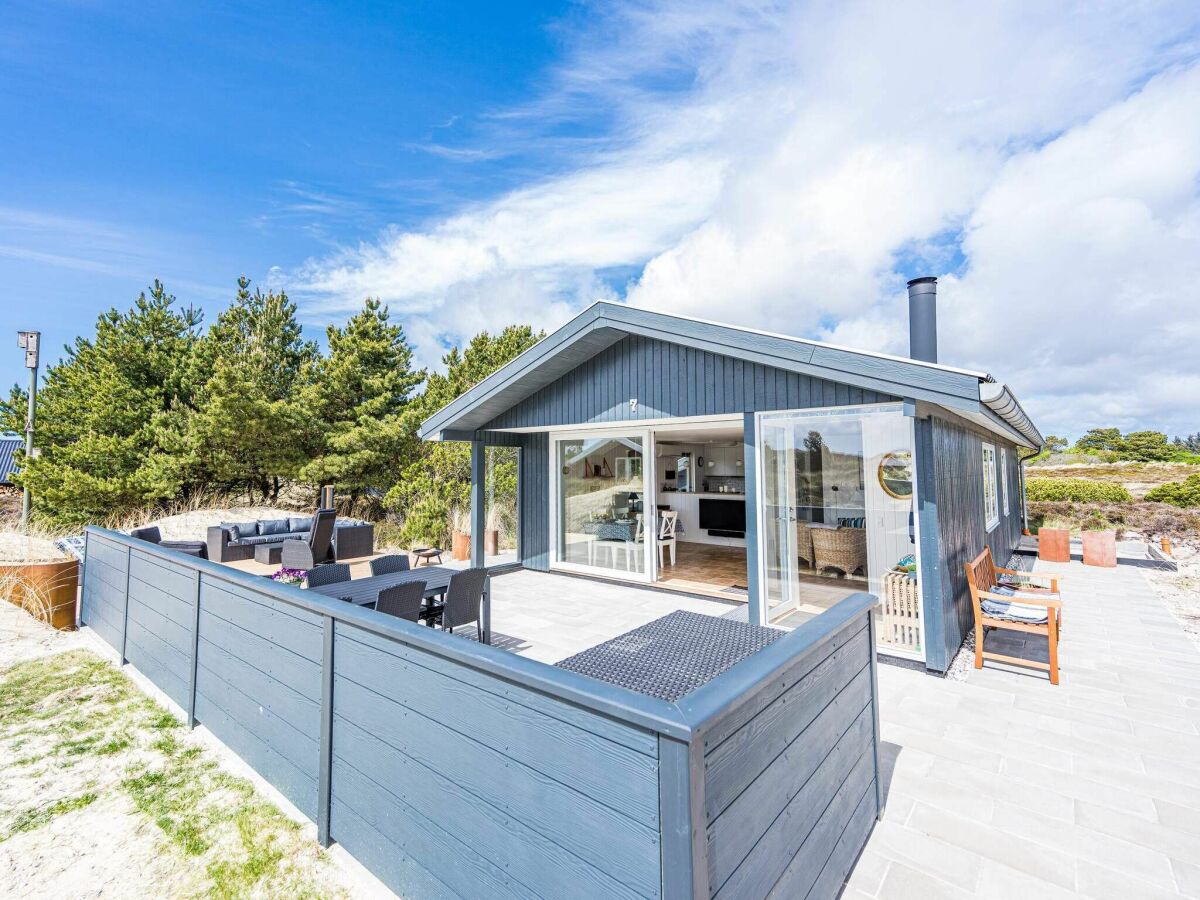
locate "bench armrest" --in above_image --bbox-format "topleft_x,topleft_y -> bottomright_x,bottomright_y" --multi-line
996,568 -> 1061,591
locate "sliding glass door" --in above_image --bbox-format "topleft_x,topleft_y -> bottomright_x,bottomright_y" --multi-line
553,433 -> 651,579
757,403 -> 923,658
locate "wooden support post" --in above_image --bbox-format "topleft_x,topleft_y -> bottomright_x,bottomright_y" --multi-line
470,439 -> 485,569
316,616 -> 335,847
743,412 -> 763,626
867,609 -> 884,820
186,570 -> 202,728
120,545 -> 132,665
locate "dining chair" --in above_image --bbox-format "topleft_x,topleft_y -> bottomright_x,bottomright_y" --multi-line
375,581 -> 426,622
433,567 -> 488,640
305,563 -> 351,588
657,511 -> 678,567
370,553 -> 411,576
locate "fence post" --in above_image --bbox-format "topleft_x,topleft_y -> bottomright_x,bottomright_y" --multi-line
186,570 -> 202,728
79,530 -> 91,627
867,609 -> 884,820
317,615 -> 335,847
119,544 -> 132,665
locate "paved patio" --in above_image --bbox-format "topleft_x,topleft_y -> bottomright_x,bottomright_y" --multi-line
850,556 -> 1200,899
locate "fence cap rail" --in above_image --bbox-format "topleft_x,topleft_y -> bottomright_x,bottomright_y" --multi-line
674,591 -> 878,734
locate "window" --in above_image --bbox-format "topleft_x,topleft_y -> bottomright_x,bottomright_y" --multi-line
982,442 -> 999,531
1000,447 -> 1010,516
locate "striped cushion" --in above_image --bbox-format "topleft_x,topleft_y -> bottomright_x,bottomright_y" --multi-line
838,517 -> 866,529
982,586 -> 1049,624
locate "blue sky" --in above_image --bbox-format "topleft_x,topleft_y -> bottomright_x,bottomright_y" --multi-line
1,1 -> 569,384
3,2 -> 1200,438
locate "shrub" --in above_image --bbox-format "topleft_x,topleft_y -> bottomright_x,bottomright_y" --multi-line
1144,474 -> 1200,508
1025,477 -> 1131,503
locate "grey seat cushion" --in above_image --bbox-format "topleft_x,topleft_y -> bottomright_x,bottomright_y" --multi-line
288,516 -> 313,534
233,532 -> 307,546
259,518 -> 291,536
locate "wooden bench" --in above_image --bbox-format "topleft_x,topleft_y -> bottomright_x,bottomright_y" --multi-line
965,548 -> 1064,684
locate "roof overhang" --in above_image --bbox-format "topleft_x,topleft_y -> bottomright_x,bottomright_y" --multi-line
420,301 -> 1042,450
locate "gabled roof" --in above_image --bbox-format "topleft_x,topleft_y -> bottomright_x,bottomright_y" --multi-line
420,301 -> 1042,449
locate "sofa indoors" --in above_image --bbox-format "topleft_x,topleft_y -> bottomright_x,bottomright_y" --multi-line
206,514 -> 374,564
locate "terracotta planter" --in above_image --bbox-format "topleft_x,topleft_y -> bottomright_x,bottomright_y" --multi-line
0,558 -> 79,630
1082,530 -> 1117,568
1037,527 -> 1071,563
483,529 -> 499,557
451,531 -> 471,561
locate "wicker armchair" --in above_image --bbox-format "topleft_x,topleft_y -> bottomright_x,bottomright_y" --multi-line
811,527 -> 867,576
795,521 -> 814,569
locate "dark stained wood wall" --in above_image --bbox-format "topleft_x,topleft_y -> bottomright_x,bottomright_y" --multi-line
487,334 -> 895,429
925,416 -> 1024,670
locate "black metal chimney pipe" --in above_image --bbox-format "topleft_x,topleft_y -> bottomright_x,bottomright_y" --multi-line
906,276 -> 938,363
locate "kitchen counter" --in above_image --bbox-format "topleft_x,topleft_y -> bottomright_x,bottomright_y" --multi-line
660,491 -> 745,499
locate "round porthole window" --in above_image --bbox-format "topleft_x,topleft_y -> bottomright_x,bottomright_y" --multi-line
878,451 -> 913,500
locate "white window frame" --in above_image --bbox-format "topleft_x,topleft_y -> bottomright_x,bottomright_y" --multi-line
982,442 -> 999,531
1000,447 -> 1010,517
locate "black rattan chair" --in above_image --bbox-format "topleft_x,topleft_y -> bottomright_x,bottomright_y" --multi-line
369,554 -> 411,576
375,581 -> 426,622
281,509 -> 336,570
431,567 -> 487,640
305,563 -> 351,588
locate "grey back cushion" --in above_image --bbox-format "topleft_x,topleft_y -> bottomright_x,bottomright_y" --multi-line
222,522 -> 258,542
288,516 -> 313,534
259,518 -> 290,536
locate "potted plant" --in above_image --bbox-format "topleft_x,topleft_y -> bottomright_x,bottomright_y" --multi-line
271,567 -> 307,587
451,506 -> 471,561
484,505 -> 503,557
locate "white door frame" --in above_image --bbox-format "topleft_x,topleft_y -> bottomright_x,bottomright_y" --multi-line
548,428 -> 654,583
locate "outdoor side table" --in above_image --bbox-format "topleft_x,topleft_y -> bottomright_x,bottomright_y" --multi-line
254,544 -> 283,565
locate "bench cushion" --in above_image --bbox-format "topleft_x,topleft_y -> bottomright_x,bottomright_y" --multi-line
982,585 -> 1049,624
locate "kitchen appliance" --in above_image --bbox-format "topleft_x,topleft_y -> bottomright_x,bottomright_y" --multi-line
675,453 -> 693,493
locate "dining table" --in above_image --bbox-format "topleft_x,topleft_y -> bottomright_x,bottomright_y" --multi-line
307,565 -> 491,645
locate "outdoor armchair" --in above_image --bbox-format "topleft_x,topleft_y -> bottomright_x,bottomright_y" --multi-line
430,567 -> 488,641
375,581 -> 426,622
370,554 -> 411,576
305,563 -> 351,588
280,509 -> 336,570
129,525 -> 207,560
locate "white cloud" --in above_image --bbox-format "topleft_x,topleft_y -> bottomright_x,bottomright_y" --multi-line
290,0 -> 1200,437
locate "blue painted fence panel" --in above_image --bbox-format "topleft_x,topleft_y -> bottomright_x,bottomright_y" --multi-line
79,528 -> 882,900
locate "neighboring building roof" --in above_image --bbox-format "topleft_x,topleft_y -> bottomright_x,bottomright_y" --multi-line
420,301 -> 1043,449
0,437 -> 21,485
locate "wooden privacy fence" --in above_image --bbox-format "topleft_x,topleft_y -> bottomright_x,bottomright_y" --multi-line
80,526 -> 882,900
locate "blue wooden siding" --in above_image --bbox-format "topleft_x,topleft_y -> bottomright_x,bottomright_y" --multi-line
486,334 -> 895,430
501,335 -> 896,571
698,614 -> 879,898
921,416 -> 1024,671
79,528 -> 881,900
330,623 -> 661,899
518,432 -> 550,570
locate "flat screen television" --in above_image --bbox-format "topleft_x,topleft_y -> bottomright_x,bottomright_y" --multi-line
699,498 -> 746,532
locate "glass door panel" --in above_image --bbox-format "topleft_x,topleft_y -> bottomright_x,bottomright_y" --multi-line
556,435 -> 647,577
757,404 -> 922,658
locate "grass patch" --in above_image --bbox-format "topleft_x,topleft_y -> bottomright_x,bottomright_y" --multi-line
3,791 -> 97,840
0,650 -> 345,897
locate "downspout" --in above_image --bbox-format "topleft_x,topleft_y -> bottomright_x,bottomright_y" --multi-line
1017,446 -> 1040,534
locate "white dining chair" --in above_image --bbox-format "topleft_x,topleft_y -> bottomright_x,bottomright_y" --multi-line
657,510 -> 678,567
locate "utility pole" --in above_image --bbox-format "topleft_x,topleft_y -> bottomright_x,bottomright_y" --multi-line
17,331 -> 40,529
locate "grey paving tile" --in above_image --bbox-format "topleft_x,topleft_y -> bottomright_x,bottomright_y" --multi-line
1000,756 -> 1158,819
876,859 -> 971,900
990,800 -> 1175,889
844,847 -> 891,896
868,820 -> 982,892
907,802 -> 1074,890
1155,798 -> 1200,837
1075,859 -> 1182,900
1173,858 -> 1200,898
1075,799 -> 1200,867
973,859 -> 1078,900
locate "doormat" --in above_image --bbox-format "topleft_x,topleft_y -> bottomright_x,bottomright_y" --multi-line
722,584 -> 749,595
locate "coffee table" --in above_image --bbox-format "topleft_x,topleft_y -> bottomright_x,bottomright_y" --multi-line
254,544 -> 283,565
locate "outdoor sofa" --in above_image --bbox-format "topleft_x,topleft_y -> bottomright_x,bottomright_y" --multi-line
206,513 -> 374,563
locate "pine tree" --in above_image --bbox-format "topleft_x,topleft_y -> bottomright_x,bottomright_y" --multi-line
16,281 -> 203,525
300,298 -> 425,506
386,325 -> 542,545
188,277 -> 318,501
